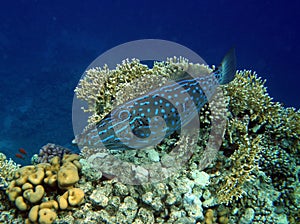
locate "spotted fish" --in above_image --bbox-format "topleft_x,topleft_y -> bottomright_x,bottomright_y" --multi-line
77,49 -> 236,151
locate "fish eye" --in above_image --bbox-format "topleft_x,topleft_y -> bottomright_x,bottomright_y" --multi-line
118,110 -> 130,120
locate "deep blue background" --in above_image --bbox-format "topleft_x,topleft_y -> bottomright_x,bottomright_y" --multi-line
0,0 -> 299,163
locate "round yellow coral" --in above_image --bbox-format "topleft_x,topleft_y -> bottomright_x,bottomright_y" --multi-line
38,208 -> 57,224
28,167 -> 45,185
15,196 -> 28,211
23,185 -> 45,203
28,205 -> 39,222
68,188 -> 84,206
58,195 -> 68,210
57,162 -> 79,189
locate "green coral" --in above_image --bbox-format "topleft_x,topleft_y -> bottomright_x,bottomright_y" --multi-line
79,157 -> 103,182
0,153 -> 20,222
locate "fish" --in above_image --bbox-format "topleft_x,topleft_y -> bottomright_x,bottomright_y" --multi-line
15,153 -> 25,160
19,148 -> 28,155
77,49 -> 236,151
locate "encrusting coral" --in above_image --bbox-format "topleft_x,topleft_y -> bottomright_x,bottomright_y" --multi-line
5,154 -> 84,224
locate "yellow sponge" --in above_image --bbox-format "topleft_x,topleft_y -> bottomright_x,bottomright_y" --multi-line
23,185 -> 45,203
38,208 -> 57,224
68,188 -> 84,206
28,205 -> 39,222
28,167 -> 45,185
15,196 -> 28,211
57,162 -> 79,189
7,186 -> 22,201
39,200 -> 59,210
14,166 -> 35,185
5,153 -> 83,224
58,195 -> 68,210
22,182 -> 33,191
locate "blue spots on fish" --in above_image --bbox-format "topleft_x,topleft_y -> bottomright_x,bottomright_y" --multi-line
95,76 -> 207,150
79,48 -> 236,151
96,95 -> 182,150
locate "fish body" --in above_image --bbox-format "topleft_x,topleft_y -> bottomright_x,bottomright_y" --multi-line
15,153 -> 25,160
78,49 -> 236,151
19,148 -> 27,155
15,148 -> 28,160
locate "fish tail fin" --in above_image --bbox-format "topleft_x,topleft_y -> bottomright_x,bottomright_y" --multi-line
214,48 -> 237,84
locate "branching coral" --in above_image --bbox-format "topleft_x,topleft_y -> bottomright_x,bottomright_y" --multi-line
0,152 -> 20,190
216,134 -> 262,204
213,70 -> 299,208
225,70 -> 299,147
74,60 -> 152,124
74,57 -> 211,127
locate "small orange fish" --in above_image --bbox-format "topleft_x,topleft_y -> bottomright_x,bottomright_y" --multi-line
15,153 -> 25,160
19,148 -> 28,155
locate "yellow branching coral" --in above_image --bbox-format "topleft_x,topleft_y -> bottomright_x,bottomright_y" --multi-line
225,70 -> 299,152
216,134 -> 262,204
214,70 -> 299,205
225,70 -> 281,123
75,60 -> 151,123
74,57 -> 211,127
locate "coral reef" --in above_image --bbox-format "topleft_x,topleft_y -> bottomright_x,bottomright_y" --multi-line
72,59 -> 299,223
4,154 -> 83,224
207,70 -> 299,222
1,58 -> 299,223
54,166 -> 211,224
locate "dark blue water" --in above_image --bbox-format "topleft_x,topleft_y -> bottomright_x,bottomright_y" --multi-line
0,0 -> 299,163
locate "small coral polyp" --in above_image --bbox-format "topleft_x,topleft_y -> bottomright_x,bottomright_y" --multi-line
5,154 -> 84,224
